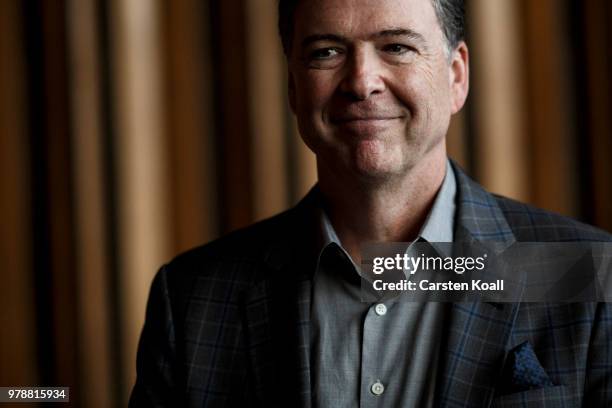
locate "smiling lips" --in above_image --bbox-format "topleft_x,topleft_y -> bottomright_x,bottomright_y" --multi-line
331,114 -> 403,133
329,102 -> 406,133
330,107 -> 404,124
334,116 -> 401,123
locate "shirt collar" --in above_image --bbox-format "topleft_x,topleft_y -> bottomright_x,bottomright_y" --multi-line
319,159 -> 457,252
419,159 -> 456,243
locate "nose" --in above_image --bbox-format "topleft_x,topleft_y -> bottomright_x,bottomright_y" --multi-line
339,47 -> 386,100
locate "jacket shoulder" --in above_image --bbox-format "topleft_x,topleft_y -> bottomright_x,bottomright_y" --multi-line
146,209 -> 300,325
493,194 -> 612,242
175,209 -> 294,265
162,208 -> 298,288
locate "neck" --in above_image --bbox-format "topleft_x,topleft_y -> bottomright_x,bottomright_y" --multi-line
318,146 -> 447,265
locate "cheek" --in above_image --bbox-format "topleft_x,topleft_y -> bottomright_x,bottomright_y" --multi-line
386,66 -> 431,111
295,72 -> 336,113
295,76 -> 339,150
394,63 -> 452,103
294,77 -> 335,149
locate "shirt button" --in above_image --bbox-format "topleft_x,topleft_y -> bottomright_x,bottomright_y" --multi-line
371,381 -> 385,396
375,303 -> 387,316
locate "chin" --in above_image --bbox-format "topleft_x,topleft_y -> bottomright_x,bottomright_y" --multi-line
350,158 -> 408,181
350,142 -> 405,175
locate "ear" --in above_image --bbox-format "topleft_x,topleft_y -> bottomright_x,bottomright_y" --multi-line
449,41 -> 469,114
288,68 -> 297,114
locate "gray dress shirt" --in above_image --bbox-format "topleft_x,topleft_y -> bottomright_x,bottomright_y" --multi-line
311,161 -> 457,407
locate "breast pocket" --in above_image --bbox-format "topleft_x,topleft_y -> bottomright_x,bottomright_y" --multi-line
491,385 -> 579,408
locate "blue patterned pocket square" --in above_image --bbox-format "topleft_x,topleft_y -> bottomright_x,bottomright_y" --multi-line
499,341 -> 555,395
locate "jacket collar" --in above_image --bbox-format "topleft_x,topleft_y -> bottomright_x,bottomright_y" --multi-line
245,188 -> 319,407
451,160 -> 516,245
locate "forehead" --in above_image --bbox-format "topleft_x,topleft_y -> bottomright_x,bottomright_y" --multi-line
293,0 -> 440,40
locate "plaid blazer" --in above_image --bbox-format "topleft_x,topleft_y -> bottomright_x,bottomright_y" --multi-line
130,162 -> 612,407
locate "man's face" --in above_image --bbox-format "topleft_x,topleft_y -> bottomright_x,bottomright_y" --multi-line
288,0 -> 469,181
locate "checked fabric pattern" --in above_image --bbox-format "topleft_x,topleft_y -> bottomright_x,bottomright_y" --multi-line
130,161 -> 612,408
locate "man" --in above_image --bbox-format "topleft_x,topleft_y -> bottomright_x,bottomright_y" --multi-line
130,0 -> 612,406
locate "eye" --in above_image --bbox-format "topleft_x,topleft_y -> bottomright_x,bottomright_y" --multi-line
382,43 -> 412,55
310,47 -> 343,60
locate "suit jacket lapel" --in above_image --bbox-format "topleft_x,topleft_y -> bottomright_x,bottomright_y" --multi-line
294,273 -> 312,408
437,163 -> 522,407
244,190 -> 318,408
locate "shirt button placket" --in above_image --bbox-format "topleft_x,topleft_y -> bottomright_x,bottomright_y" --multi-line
361,303 -> 389,406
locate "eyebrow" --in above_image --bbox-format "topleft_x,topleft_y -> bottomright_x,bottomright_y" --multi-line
301,34 -> 347,48
375,28 -> 426,44
300,28 -> 427,49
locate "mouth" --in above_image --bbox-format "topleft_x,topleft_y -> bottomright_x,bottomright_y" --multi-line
332,116 -> 402,123
330,116 -> 403,134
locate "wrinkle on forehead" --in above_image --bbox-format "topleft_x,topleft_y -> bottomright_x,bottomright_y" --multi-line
294,0 -> 444,49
